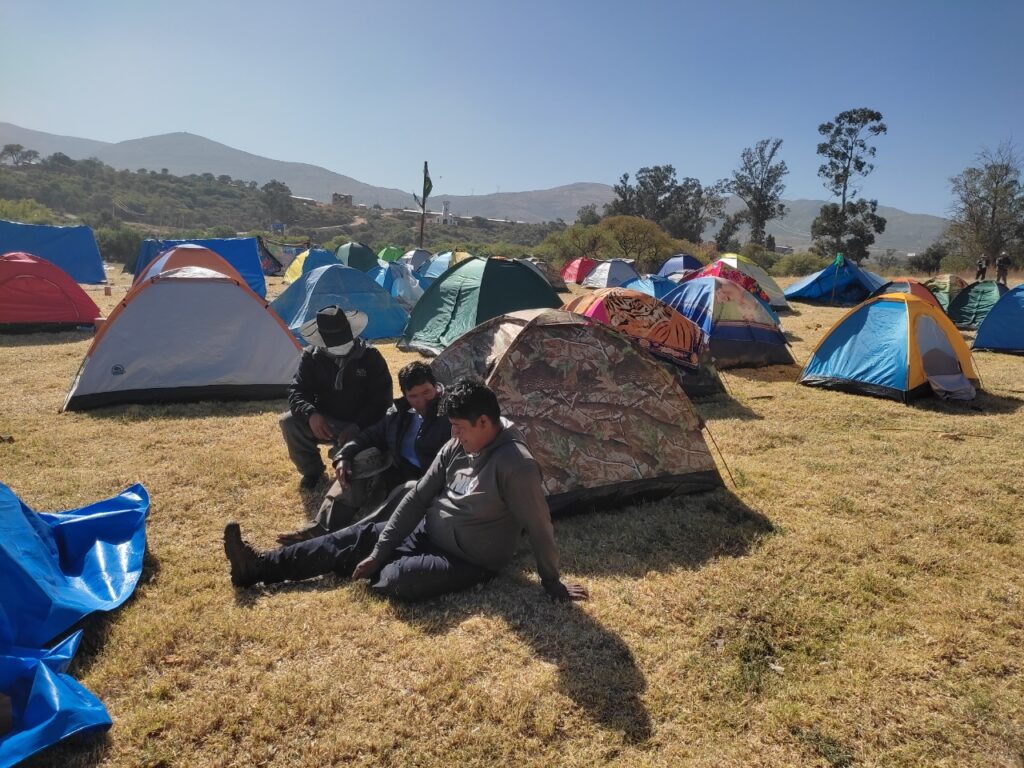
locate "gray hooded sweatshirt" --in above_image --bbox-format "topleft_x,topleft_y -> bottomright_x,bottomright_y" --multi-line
370,420 -> 560,585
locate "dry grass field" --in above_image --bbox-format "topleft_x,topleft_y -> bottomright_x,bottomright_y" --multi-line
3,270 -> 1023,767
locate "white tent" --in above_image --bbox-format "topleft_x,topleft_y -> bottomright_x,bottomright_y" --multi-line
63,267 -> 301,410
582,259 -> 641,289
400,248 -> 431,270
720,253 -> 789,309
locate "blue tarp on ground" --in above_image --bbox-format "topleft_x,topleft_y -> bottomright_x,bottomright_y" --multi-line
0,482 -> 150,767
271,264 -> 409,340
134,238 -> 266,297
974,284 -> 1024,352
0,220 -> 105,284
783,256 -> 886,305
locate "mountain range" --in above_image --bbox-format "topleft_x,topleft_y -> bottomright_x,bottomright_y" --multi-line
0,121 -> 948,252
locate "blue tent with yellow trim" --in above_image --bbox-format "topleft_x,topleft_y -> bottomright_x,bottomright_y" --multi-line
800,293 -> 978,401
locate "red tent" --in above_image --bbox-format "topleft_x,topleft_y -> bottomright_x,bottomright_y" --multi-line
0,252 -> 101,331
560,257 -> 597,284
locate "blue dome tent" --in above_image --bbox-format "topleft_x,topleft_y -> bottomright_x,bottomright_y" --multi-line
783,255 -> 885,305
662,277 -> 793,368
271,264 -> 409,340
621,274 -> 678,299
801,294 -> 979,401
973,285 -> 1024,353
657,253 -> 702,277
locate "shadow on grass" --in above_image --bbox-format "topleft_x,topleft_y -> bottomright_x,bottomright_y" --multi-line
21,548 -> 162,768
80,399 -> 288,422
724,363 -> 802,385
228,488 -> 771,743
393,584 -> 653,743
0,328 -> 95,347
551,487 -> 773,578
694,394 -> 764,421
915,390 -> 1024,416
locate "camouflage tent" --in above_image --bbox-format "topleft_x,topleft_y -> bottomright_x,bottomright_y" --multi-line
562,288 -> 724,398
432,309 -> 723,514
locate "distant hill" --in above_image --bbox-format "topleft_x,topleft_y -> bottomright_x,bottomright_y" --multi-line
0,122 -> 949,251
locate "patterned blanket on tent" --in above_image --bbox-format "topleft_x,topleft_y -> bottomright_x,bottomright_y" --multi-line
563,289 -> 706,369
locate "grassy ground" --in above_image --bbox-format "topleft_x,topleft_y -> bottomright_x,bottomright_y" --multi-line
3,270 -> 1023,767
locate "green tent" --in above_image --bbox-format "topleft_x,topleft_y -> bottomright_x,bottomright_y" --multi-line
923,274 -> 967,311
336,241 -> 379,272
377,246 -> 403,263
399,256 -> 562,356
948,280 -> 1008,329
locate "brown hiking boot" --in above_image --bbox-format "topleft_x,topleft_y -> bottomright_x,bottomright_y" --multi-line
223,522 -> 266,587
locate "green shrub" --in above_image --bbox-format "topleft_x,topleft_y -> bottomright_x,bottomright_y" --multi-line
771,251 -> 829,277
740,243 -> 780,271
94,226 -> 144,265
0,197 -> 58,224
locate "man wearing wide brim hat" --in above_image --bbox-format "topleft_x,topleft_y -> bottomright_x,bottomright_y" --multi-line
279,305 -> 393,489
276,361 -> 452,544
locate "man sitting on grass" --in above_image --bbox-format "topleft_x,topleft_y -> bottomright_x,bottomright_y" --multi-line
279,306 -> 393,489
225,379 -> 588,603
276,360 -> 451,544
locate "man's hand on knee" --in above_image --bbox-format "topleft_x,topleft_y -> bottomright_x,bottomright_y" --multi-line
352,556 -> 380,580
308,412 -> 334,441
334,459 -> 352,490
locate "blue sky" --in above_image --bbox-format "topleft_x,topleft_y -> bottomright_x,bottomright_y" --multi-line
1,0 -> 1021,216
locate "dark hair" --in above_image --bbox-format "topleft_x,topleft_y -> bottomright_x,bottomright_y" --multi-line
397,361 -> 437,393
440,378 -> 500,424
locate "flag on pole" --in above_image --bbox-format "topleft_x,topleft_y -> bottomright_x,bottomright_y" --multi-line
422,161 -> 432,202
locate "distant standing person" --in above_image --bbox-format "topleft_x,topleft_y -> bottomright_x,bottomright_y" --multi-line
280,306 -> 393,488
975,256 -> 988,281
995,251 -> 1011,285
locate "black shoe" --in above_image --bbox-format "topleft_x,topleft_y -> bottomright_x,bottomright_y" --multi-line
299,472 -> 324,490
275,522 -> 328,545
224,522 -> 266,587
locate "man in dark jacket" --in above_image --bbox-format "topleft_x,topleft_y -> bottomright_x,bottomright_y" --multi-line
976,256 -> 988,281
225,379 -> 588,603
280,306 -> 393,488
995,251 -> 1011,285
276,361 -> 451,543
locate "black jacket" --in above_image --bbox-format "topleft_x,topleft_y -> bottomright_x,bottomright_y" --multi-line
287,344 -> 393,428
336,391 -> 451,481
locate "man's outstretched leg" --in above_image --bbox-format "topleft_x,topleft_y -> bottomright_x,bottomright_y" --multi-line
224,521 -> 384,587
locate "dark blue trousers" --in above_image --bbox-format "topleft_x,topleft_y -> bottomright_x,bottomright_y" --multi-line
262,521 -> 493,601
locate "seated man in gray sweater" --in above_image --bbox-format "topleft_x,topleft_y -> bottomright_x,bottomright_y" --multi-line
224,379 -> 587,603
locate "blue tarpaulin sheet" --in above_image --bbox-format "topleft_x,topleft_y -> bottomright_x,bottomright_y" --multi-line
0,220 -> 105,284
134,238 -> 267,297
0,482 -> 149,767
